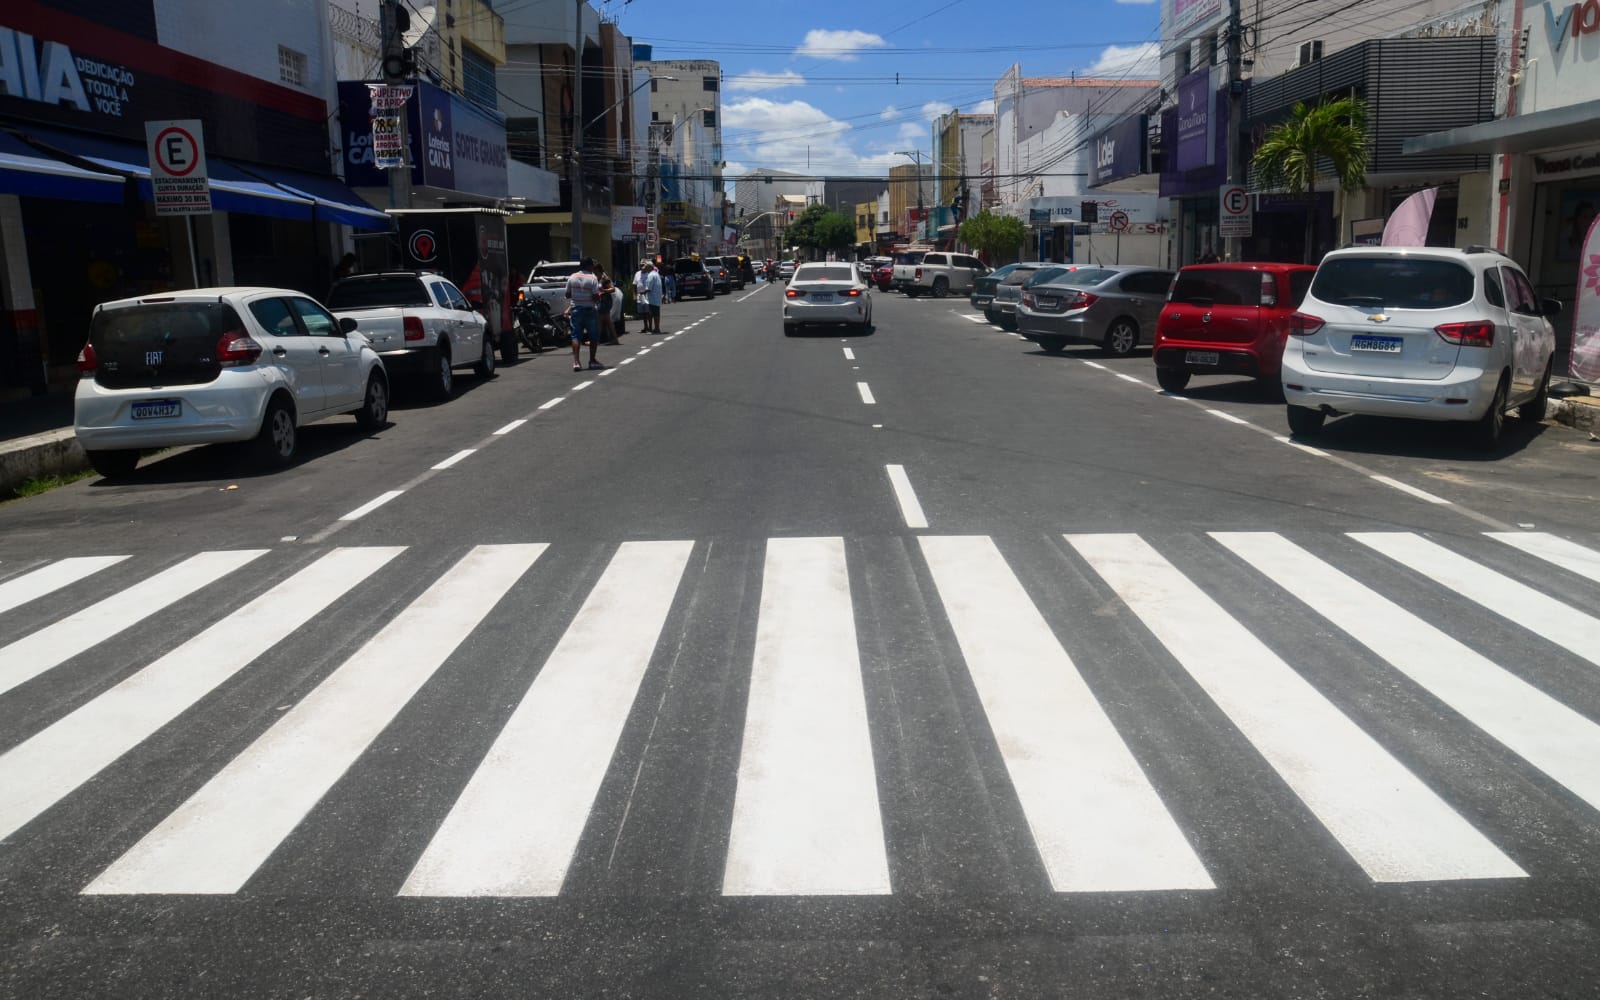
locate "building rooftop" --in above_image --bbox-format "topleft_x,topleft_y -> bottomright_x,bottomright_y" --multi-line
1020,78 -> 1160,88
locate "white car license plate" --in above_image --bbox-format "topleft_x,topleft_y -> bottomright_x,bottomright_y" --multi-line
1037,296 -> 1058,308
1350,334 -> 1402,353
810,293 -> 833,303
1185,350 -> 1220,366
131,399 -> 181,420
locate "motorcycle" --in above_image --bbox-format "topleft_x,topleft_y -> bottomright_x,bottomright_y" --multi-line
514,296 -> 569,354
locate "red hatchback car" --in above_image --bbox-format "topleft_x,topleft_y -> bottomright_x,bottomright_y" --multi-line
1152,262 -> 1317,393
871,260 -> 894,291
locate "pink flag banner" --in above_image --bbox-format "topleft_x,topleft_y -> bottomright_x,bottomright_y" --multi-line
1381,187 -> 1437,247
1572,211 -> 1600,382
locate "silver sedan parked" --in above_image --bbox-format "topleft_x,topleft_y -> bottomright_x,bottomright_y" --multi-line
1017,266 -> 1175,356
782,262 -> 873,335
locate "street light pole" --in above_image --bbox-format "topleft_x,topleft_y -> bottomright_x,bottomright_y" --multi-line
570,0 -> 584,259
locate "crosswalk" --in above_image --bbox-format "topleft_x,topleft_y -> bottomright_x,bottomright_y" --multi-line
1,528 -> 1597,900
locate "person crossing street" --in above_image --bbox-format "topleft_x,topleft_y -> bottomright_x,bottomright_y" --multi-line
564,257 -> 605,372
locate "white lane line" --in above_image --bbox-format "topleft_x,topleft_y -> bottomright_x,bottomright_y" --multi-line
85,544 -> 546,895
724,537 -> 890,895
1273,434 -> 1330,457
0,556 -> 128,616
884,465 -> 929,529
431,449 -> 476,470
0,547 -> 402,844
919,536 -> 1212,892
857,382 -> 876,405
572,381 -> 595,392
1217,530 -> 1600,821
620,357 -> 636,365
1486,532 -> 1600,585
494,419 -> 527,435
960,314 -> 987,324
1351,532 -> 1600,668
598,368 -> 616,377
539,397 -> 565,410
1369,475 -> 1452,506
1205,408 -> 1250,426
735,286 -> 766,302
872,424 -> 883,429
1072,533 -> 1523,883
1115,373 -> 1147,385
401,540 -> 693,896
1081,360 -> 1107,370
0,550 -> 268,699
843,347 -> 856,360
340,490 -> 403,521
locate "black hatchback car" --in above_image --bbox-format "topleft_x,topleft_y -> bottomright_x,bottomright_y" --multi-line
673,258 -> 715,300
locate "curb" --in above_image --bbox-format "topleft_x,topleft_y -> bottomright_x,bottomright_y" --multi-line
0,429 -> 87,498
1547,394 -> 1599,435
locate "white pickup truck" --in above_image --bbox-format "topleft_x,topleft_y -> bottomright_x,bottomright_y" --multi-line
897,250 -> 991,298
518,261 -> 627,333
326,271 -> 495,400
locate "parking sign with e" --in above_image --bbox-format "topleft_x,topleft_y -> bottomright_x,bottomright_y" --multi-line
145,119 -> 211,216
1219,184 -> 1252,238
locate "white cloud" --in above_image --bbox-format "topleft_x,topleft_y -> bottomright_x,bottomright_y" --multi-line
921,100 -> 954,121
795,28 -> 888,61
973,98 -> 995,114
879,105 -> 901,121
895,122 -> 926,146
727,69 -> 806,92
722,96 -> 855,172
1082,42 -> 1161,78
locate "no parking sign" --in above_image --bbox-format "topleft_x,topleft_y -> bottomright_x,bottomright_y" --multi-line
1219,184 -> 1252,238
145,120 -> 211,216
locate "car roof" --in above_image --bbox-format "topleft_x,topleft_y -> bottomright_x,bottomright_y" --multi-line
1179,262 -> 1316,273
1320,246 -> 1507,265
98,286 -> 313,309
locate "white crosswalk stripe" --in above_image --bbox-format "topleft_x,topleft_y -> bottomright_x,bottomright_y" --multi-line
0,529 -> 1594,900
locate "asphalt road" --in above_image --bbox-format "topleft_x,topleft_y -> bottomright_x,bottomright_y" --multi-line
2,278 -> 1599,998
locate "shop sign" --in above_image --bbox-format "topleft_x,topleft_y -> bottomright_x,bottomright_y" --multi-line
1531,148 -> 1600,181
1573,212 -> 1600,381
366,84 -> 412,170
1090,115 -> 1147,187
145,119 -> 210,215
0,27 -> 134,117
340,81 -> 506,198
611,205 -> 648,239
1544,0 -> 1600,53
1175,69 -> 1215,172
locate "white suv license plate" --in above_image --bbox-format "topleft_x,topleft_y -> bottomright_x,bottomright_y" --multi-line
1185,350 -> 1220,366
132,399 -> 181,420
1351,335 -> 1403,353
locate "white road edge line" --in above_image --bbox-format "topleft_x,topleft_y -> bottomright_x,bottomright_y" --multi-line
572,381 -> 594,392
1115,373 -> 1146,385
431,449 -> 476,470
539,397 -> 565,410
885,464 -> 929,529
843,347 -> 856,360
1081,360 -> 1107,370
1205,408 -> 1250,426
493,419 -> 527,435
1369,474 -> 1453,505
598,368 -> 616,376
857,382 -> 876,405
340,490 -> 403,521
620,357 -> 636,365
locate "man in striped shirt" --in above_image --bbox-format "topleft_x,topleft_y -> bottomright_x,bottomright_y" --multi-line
564,257 -> 605,372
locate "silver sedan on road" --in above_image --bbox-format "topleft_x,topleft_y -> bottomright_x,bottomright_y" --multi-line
1017,266 -> 1175,356
782,262 -> 873,335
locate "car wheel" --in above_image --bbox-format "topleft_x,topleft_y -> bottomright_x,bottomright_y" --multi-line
500,327 -> 519,364
473,332 -> 496,379
1104,319 -> 1138,357
432,340 -> 454,400
932,277 -> 949,298
905,288 -> 920,298
998,314 -> 1017,331
783,323 -> 797,337
1156,368 -> 1191,393
1286,404 -> 1324,436
984,308 -> 999,325
355,372 -> 389,429
1042,336 -> 1068,354
252,395 -> 297,468
1469,376 -> 1508,451
86,449 -> 139,479
1517,357 -> 1553,422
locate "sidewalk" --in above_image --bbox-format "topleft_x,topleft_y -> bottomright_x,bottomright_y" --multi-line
0,392 -> 83,497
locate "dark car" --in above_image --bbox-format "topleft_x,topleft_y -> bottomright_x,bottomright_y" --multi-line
673,258 -> 715,300
971,262 -> 1026,320
1152,262 -> 1318,393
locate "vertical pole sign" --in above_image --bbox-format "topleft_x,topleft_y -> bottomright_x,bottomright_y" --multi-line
1219,184 -> 1253,241
366,84 -> 414,170
146,120 -> 211,288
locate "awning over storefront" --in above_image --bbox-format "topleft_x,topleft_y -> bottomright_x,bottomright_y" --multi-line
234,164 -> 392,229
0,130 -> 124,203
1402,99 -> 1600,157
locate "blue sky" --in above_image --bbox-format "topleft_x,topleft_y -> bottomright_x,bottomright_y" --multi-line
595,0 -> 1163,181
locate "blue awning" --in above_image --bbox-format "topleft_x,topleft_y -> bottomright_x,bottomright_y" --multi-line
0,130 -> 125,203
233,163 -> 393,230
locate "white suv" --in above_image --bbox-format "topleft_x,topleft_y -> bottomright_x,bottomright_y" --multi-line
74,287 -> 389,479
1281,247 -> 1558,450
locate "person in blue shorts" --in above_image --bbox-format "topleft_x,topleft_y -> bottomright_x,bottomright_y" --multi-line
564,257 -> 604,372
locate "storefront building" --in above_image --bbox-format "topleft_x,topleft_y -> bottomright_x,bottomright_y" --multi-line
1405,0 -> 1600,379
1160,65 -> 1232,264
0,0 -> 388,396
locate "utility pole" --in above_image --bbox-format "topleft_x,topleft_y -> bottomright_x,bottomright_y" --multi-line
569,0 -> 585,259
1224,0 -> 1244,261
379,0 -> 413,211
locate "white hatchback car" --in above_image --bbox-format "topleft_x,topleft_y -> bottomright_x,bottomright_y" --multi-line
782,262 -> 873,335
75,287 -> 389,479
1281,247 -> 1558,449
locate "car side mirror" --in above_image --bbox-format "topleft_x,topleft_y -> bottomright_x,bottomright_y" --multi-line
339,316 -> 359,333
1541,297 -> 1563,317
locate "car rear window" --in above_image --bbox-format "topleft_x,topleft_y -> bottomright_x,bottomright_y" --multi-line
327,276 -> 430,309
89,300 -> 243,389
673,259 -> 705,275
1001,266 -> 1045,286
1311,258 -> 1475,309
894,252 -> 926,265
798,265 -> 856,282
1023,267 -> 1073,287
1044,268 -> 1118,287
531,264 -> 582,281
1171,269 -> 1264,306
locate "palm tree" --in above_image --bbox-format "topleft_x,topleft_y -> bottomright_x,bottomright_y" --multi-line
1250,96 -> 1368,263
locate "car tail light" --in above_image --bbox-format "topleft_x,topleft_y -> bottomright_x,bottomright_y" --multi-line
785,288 -> 803,298
1021,291 -> 1034,307
216,330 -> 263,367
404,316 -> 426,341
77,342 -> 97,373
915,267 -> 923,279
1260,273 -> 1278,307
1288,312 -> 1325,336
1435,320 -> 1494,347
1065,291 -> 1099,308
516,290 -> 525,302
845,288 -> 862,297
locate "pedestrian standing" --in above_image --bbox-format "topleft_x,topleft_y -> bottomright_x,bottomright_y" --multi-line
564,256 -> 604,372
633,262 -> 650,329
642,261 -> 664,334
595,265 -> 619,345
663,269 -> 677,304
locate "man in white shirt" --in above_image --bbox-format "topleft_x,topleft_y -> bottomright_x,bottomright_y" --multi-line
641,263 -> 664,334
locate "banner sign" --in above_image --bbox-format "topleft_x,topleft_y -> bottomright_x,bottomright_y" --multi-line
1573,211 -> 1600,381
366,84 -> 412,170
1089,115 -> 1147,187
611,205 -> 648,239
1175,69 -> 1215,172
144,118 -> 210,215
1173,0 -> 1223,36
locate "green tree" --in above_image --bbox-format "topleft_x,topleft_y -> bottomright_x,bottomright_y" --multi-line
959,210 -> 1027,263
1250,96 -> 1369,263
787,203 -> 857,257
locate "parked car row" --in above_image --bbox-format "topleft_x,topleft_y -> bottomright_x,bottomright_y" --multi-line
975,246 -> 1559,450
